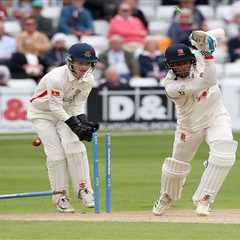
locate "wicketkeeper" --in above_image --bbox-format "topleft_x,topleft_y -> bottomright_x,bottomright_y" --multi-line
28,43 -> 99,213
153,29 -> 238,216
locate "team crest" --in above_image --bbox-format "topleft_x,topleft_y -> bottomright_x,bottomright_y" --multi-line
51,90 -> 60,97
83,50 -> 92,57
180,132 -> 186,142
178,85 -> 186,95
177,48 -> 185,56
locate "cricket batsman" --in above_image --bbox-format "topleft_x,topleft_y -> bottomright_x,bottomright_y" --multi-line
28,43 -> 99,213
152,29 -> 238,216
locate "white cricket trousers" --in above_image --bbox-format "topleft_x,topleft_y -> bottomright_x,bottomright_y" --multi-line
171,113 -> 236,203
31,118 -> 93,202
172,114 -> 233,162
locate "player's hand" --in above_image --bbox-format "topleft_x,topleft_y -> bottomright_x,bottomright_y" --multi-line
65,116 -> 94,142
190,30 -> 216,55
77,114 -> 100,133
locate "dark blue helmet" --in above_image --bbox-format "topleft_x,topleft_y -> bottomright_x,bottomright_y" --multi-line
165,43 -> 196,65
67,43 -> 98,64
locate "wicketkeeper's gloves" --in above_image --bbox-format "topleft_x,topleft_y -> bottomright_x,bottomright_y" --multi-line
77,114 -> 100,133
65,116 -> 94,142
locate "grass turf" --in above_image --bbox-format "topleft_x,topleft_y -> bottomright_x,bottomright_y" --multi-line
0,132 -> 239,239
1,221 -> 240,240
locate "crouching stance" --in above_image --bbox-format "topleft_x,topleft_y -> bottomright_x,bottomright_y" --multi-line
153,29 -> 238,216
28,43 -> 99,213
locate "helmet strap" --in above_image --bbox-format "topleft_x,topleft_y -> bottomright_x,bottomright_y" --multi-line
66,56 -> 74,71
66,56 -> 96,80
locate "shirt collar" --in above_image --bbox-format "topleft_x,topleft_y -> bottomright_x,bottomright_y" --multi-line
66,65 -> 90,83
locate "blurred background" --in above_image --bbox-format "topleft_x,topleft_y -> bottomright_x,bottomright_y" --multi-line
0,0 -> 240,133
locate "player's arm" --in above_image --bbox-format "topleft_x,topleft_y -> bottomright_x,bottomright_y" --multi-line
70,83 -> 99,133
46,78 -> 70,121
190,29 -> 218,91
201,54 -> 217,87
46,79 -> 95,141
164,61 -> 216,98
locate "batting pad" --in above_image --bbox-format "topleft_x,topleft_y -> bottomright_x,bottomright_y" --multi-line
81,150 -> 93,193
46,158 -> 68,203
66,152 -> 86,196
64,141 -> 93,195
193,140 -> 238,203
161,157 -> 191,200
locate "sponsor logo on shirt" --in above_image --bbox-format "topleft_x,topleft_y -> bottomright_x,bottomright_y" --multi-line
197,90 -> 208,101
178,85 -> 186,95
52,90 -> 60,97
180,132 -> 186,142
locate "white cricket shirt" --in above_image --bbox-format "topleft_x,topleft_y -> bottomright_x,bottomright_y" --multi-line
28,65 -> 94,121
162,52 -> 229,132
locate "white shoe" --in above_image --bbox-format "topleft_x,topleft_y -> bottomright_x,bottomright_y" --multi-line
152,193 -> 172,216
196,195 -> 211,216
56,195 -> 75,213
79,188 -> 95,208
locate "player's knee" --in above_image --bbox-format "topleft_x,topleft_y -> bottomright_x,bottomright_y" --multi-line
46,158 -> 66,168
162,157 -> 191,178
62,140 -> 86,154
209,140 -> 238,167
46,150 -> 65,163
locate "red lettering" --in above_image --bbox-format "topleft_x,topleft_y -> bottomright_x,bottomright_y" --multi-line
3,99 -> 27,121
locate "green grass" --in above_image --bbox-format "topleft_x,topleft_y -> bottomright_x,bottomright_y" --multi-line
0,132 -> 240,239
1,222 -> 240,240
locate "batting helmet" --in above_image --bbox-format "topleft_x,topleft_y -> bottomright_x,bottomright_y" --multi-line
165,43 -> 196,65
67,43 -> 98,64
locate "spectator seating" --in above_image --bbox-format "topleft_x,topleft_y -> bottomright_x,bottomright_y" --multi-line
198,5 -> 215,19
41,6 -> 61,27
8,79 -> 37,89
93,20 -> 109,36
129,77 -> 159,87
224,61 -> 240,78
149,21 -> 170,35
3,1 -> 240,90
207,19 -> 224,30
65,35 -> 79,49
64,35 -> 109,55
216,5 -> 233,21
4,21 -> 22,37
138,0 -> 156,5
138,5 -> 156,21
81,36 -> 109,55
156,5 -> 175,20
